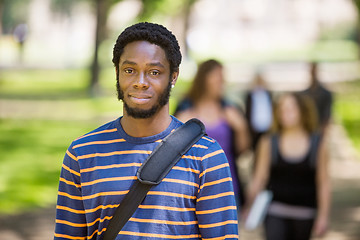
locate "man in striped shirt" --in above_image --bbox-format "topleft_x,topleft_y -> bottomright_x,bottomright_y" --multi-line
54,22 -> 239,240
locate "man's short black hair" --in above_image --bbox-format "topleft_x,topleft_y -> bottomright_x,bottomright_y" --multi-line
112,22 -> 182,77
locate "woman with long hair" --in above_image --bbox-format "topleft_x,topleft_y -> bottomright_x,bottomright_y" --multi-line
244,92 -> 330,240
175,59 -> 250,209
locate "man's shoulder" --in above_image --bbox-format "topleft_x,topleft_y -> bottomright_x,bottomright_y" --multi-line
172,117 -> 221,154
72,118 -> 120,145
190,134 -> 224,156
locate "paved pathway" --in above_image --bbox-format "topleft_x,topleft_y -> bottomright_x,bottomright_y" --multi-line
0,123 -> 359,240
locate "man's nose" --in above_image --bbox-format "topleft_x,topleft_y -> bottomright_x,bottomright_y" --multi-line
133,72 -> 149,89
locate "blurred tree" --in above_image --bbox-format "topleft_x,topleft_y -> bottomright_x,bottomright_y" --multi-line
0,0 -> 3,34
1,0 -> 30,64
0,0 -> 30,35
139,0 -> 197,58
51,0 -> 198,96
352,0 -> 360,57
51,0 -> 122,96
89,0 -> 113,96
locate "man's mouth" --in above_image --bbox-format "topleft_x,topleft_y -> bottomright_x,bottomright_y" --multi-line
129,94 -> 152,105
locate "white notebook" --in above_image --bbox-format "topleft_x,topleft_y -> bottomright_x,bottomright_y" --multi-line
244,190 -> 273,230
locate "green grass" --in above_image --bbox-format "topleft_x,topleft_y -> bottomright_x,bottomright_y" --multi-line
333,79 -> 360,153
0,119 -> 98,214
0,68 -> 118,99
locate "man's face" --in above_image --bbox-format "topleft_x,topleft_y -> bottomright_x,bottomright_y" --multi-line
116,41 -> 178,119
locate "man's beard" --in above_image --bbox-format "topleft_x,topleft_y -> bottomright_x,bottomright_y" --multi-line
116,80 -> 172,119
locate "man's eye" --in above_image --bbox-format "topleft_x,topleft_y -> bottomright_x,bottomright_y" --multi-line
150,70 -> 160,76
124,69 -> 133,74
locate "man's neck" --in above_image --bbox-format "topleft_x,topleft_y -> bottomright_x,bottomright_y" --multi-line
120,106 -> 172,138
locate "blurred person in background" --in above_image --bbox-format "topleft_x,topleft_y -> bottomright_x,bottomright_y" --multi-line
175,59 -> 250,210
13,23 -> 28,63
54,23 -> 239,240
245,71 -> 273,152
301,62 -> 333,135
244,92 -> 331,240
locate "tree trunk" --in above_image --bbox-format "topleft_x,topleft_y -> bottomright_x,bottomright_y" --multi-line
181,0 -> 195,59
0,0 -> 4,35
351,1 -> 360,58
89,0 -> 110,97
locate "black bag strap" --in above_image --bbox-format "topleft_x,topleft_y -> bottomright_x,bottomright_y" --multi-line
103,118 -> 206,240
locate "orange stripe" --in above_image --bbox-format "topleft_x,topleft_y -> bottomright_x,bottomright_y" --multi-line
77,150 -> 151,160
76,128 -> 117,140
85,204 -> 119,213
172,166 -> 200,174
56,205 -> 86,214
138,205 -> 195,212
60,177 -> 81,188
197,191 -> 234,202
81,162 -> 141,173
148,191 -> 196,199
82,191 -> 128,200
56,219 -> 87,227
58,190 -> 128,201
202,149 -> 224,161
58,191 -> 82,200
66,150 -> 78,161
57,229 -> 103,240
203,136 -> 215,143
193,144 -> 208,149
96,228 -> 106,237
203,234 -> 239,240
87,216 -> 112,227
199,162 -> 229,178
73,139 -> 126,149
129,217 -> 197,225
196,206 -> 237,215
199,177 -> 232,190
82,176 -> 136,187
62,163 -> 80,177
54,233 -> 86,240
120,231 -> 200,239
57,219 -> 110,238
163,178 -> 199,188
84,203 -> 196,214
199,220 -> 238,228
182,155 -> 202,161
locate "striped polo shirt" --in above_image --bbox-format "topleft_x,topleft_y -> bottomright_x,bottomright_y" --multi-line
54,116 -> 239,240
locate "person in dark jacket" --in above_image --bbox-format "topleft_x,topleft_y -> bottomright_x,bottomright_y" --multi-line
301,62 -> 333,135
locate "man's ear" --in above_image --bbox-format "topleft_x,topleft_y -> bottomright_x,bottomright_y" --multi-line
170,71 -> 179,87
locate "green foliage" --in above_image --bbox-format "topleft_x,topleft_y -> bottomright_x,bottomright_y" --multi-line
50,0 -> 78,17
353,0 -> 360,11
1,0 -> 30,34
0,119 -> 98,214
334,79 -> 360,154
319,22 -> 358,41
138,0 -> 196,20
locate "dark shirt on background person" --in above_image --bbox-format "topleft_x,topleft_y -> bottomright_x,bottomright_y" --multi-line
301,62 -> 333,134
